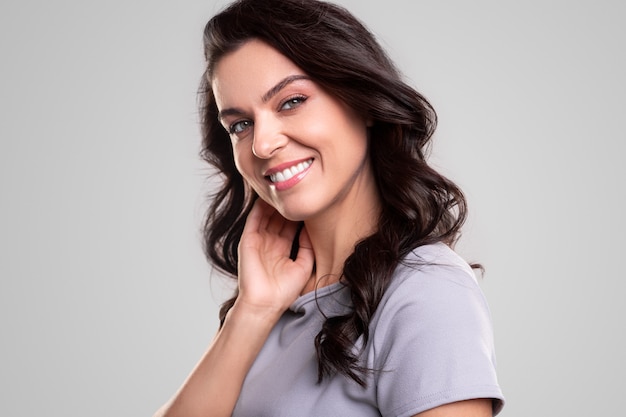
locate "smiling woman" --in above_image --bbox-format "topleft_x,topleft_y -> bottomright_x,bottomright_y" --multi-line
153,0 -> 504,416
212,40 -> 376,224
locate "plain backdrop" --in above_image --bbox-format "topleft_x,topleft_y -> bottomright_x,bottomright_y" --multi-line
1,1 -> 624,416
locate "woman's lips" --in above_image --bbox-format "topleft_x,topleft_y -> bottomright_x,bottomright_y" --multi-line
265,158 -> 313,191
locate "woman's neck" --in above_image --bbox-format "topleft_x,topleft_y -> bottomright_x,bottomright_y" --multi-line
300,171 -> 381,294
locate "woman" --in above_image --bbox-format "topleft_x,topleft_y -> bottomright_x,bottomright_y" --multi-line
155,0 -> 504,416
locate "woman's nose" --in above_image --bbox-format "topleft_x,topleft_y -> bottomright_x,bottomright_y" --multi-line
252,116 -> 288,159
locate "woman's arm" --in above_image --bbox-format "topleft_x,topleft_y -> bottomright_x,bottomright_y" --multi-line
154,200 -> 314,417
153,303 -> 281,417
413,399 -> 493,417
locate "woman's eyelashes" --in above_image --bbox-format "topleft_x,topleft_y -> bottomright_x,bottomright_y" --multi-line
226,94 -> 308,136
279,95 -> 307,111
229,119 -> 253,135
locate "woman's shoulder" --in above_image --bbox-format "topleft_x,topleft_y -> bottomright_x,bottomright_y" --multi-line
372,242 -> 493,340
370,243 -> 504,416
390,242 -> 481,295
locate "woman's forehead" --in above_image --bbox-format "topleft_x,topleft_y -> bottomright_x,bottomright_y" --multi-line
211,40 -> 306,107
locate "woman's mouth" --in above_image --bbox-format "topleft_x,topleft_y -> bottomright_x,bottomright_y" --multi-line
267,158 -> 313,183
264,158 -> 314,191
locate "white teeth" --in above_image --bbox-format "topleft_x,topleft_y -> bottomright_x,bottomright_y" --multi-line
269,159 -> 312,183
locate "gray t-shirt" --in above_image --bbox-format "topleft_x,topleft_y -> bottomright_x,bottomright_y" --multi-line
232,243 -> 505,416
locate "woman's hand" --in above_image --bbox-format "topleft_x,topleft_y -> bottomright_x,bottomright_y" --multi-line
153,199 -> 314,417
236,198 -> 315,314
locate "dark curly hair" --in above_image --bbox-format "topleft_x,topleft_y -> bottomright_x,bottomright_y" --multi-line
199,0 -> 469,387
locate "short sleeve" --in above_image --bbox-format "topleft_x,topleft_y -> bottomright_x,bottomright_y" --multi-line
372,249 -> 504,417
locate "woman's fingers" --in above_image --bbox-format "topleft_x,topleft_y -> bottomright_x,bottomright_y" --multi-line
241,198 -> 266,236
245,198 -> 299,242
238,198 -> 315,310
265,207 -> 289,236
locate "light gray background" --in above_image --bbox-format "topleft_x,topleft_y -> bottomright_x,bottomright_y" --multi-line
1,1 -> 624,416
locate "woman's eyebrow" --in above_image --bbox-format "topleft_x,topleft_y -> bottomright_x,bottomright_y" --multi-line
261,74 -> 310,103
218,107 -> 245,122
218,74 -> 310,122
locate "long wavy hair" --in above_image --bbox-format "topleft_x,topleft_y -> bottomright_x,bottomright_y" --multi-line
199,0 -> 469,387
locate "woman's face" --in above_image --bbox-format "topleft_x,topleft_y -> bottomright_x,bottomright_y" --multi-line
211,39 -> 375,222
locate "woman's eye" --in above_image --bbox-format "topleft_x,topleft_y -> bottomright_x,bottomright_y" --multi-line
229,120 -> 253,135
280,96 -> 307,111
